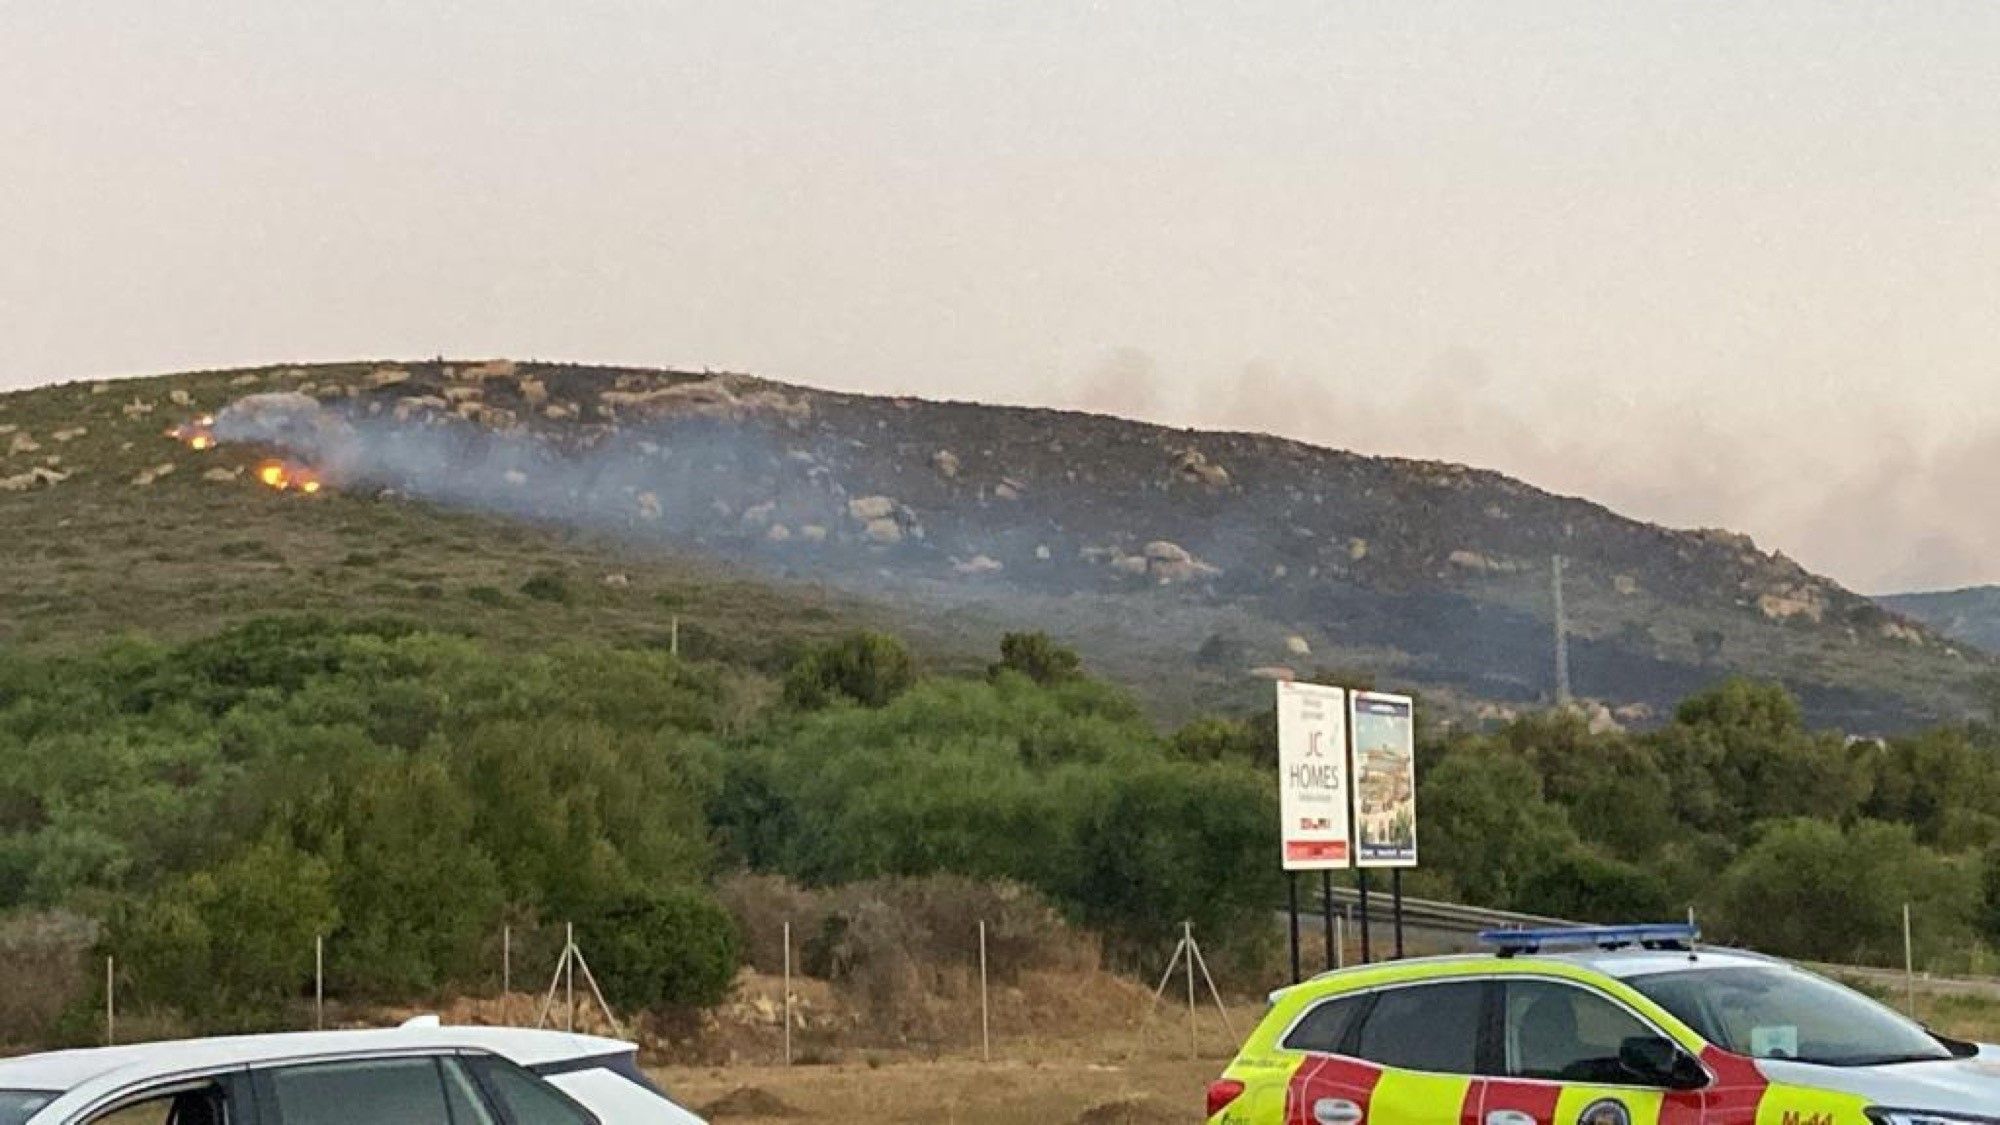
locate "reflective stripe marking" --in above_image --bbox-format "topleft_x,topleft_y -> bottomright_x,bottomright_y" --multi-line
1701,1047 -> 1770,1125
1481,1079 -> 1564,1125
1753,1082 -> 1870,1125
1284,1056 -> 1382,1125
1370,1069 -> 1475,1125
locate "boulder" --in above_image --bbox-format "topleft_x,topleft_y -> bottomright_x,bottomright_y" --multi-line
848,495 -> 897,522
931,449 -> 961,478
1173,448 -> 1231,488
0,467 -> 67,491
1143,540 -> 1220,582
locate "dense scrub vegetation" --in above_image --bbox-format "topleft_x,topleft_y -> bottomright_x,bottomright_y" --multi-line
3,616 -> 1999,1037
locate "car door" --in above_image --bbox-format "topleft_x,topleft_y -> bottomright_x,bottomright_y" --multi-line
1287,979 -> 1490,1125
1478,979 -> 1702,1125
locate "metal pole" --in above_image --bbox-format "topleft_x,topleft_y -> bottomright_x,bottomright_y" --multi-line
1286,872 -> 1301,983
978,920 -> 991,1063
1184,921 -> 1197,1060
1188,937 -> 1238,1040
1357,870 -> 1373,964
105,956 -> 115,1046
565,923 -> 576,1033
1392,869 -> 1405,960
1335,913 -> 1346,970
570,946 -> 627,1040
503,925 -> 512,998
670,615 -> 680,657
1904,903 -> 1916,1016
782,921 -> 793,1066
1320,870 -> 1335,972
315,935 -> 325,1030
1132,939 -> 1185,1056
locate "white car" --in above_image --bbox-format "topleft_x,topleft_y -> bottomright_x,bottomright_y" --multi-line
0,1021 -> 705,1124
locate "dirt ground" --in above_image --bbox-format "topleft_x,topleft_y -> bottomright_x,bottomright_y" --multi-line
656,1054 -> 1220,1124
651,994 -> 1268,1124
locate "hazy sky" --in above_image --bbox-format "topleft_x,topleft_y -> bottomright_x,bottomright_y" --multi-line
4,3 -> 1997,592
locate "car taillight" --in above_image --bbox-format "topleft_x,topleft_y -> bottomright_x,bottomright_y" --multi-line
1206,1079 -> 1246,1117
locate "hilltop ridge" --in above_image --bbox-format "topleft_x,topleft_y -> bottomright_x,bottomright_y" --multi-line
0,359 -> 1979,730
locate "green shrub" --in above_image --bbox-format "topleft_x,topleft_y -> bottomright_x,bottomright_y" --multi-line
781,632 -> 915,709
581,887 -> 738,1012
519,571 -> 573,604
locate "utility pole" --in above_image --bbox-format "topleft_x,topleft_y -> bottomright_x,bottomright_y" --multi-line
1552,554 -> 1572,707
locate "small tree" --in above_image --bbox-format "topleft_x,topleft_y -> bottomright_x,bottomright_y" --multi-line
113,835 -> 339,1024
990,632 -> 1082,686
782,632 -> 916,709
582,887 -> 739,1012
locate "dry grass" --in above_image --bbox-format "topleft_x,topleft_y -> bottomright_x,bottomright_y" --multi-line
653,999 -> 1265,1125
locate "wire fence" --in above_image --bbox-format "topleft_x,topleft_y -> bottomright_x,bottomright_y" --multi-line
64,912 -> 1267,1064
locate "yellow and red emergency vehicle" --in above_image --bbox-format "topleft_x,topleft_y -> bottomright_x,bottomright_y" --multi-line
1209,925 -> 1995,1125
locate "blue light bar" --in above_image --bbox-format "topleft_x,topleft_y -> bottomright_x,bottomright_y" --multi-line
1476,923 -> 1699,957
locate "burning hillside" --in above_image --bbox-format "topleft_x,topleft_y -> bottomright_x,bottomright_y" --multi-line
163,407 -> 323,495
4,358 -> 1978,730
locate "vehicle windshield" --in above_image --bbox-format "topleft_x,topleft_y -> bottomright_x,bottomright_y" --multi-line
0,1091 -> 59,1125
1626,965 -> 1951,1067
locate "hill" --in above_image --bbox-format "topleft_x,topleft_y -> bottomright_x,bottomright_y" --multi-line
1,359 -> 1982,730
1879,586 -> 2000,655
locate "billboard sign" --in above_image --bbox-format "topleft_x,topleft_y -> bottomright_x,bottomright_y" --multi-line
1350,691 -> 1418,868
1276,681 -> 1351,870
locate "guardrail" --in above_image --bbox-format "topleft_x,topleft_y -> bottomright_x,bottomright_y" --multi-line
1315,887 -> 1576,935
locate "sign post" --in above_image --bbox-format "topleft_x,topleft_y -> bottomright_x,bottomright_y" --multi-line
1350,692 -> 1418,958
1277,682 -> 1353,981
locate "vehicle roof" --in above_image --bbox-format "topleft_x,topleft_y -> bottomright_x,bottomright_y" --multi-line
1286,943 -> 1786,996
1531,944 -> 1783,978
0,1025 -> 629,1094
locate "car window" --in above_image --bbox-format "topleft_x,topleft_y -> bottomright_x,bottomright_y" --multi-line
0,1092 -> 58,1125
88,1085 -> 226,1125
1628,966 -> 1950,1067
439,1061 -> 497,1125
466,1059 -> 594,1125
1505,980 -> 1658,1083
1350,981 -> 1486,1074
264,1058 -> 457,1125
1284,993 -> 1368,1054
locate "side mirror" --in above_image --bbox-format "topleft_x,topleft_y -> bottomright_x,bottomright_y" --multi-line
1618,1037 -> 1706,1090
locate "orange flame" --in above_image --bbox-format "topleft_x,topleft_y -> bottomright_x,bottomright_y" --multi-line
254,459 -> 324,494
167,417 -> 218,450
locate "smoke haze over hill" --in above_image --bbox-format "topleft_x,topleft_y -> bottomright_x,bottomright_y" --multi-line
6,5 -> 1999,589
